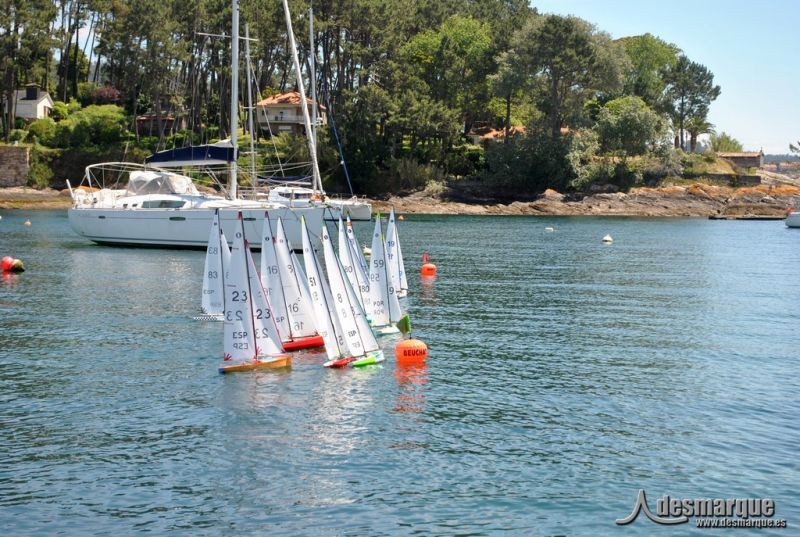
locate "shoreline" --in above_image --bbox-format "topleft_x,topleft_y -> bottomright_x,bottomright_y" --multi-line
2,183 -> 798,218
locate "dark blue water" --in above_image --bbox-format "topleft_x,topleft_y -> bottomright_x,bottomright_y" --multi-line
1,210 -> 798,535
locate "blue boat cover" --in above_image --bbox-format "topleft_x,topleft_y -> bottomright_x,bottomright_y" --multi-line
145,145 -> 235,166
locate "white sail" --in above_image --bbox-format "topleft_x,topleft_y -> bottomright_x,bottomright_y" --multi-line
201,210 -> 225,315
385,209 -> 405,298
387,208 -> 408,295
222,215 -> 257,365
346,215 -> 369,274
301,218 -> 345,361
338,218 -> 372,313
244,236 -> 285,357
322,223 -> 379,357
260,212 -> 291,340
368,217 -> 403,326
276,218 -> 317,338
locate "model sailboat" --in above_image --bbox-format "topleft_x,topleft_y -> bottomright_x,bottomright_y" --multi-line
300,218 -> 384,368
260,212 -> 324,351
385,208 -> 408,298
368,215 -> 403,335
345,215 -> 369,274
338,217 -> 372,314
321,222 -> 384,367
198,209 -> 231,320
219,212 -> 291,373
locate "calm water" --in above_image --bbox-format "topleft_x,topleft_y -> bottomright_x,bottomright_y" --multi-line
1,210 -> 798,535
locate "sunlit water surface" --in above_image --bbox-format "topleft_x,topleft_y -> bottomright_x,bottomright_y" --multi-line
1,210 -> 798,535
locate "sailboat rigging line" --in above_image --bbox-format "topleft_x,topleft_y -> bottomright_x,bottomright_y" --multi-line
325,92 -> 354,196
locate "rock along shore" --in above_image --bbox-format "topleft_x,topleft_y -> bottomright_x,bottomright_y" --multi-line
2,182 -> 799,217
372,183 -> 800,218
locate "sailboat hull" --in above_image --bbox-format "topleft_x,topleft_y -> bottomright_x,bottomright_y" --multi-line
323,356 -> 356,368
218,355 -> 292,373
352,351 -> 385,367
69,206 -> 323,250
283,335 -> 325,352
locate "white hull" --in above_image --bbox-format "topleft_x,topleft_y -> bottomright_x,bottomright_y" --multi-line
786,211 -> 800,228
327,198 -> 372,221
68,206 -> 323,249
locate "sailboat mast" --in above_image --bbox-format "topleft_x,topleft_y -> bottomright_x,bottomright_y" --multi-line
245,24 -> 257,186
230,0 -> 240,199
281,0 -> 322,195
309,7 -> 318,153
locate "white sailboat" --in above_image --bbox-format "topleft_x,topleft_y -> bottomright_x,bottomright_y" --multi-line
786,206 -> 800,228
321,223 -> 384,367
219,212 -> 291,373
198,209 -> 231,320
300,217 -> 350,367
260,212 -> 324,350
368,216 -> 403,335
338,217 -> 372,314
66,0 -> 326,250
385,208 -> 408,298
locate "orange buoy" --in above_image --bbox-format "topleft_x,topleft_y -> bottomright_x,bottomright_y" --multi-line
395,338 -> 428,364
421,252 -> 437,277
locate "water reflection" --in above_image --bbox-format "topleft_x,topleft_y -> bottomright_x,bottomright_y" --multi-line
393,363 -> 427,415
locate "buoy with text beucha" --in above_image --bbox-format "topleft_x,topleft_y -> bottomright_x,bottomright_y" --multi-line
421,252 -> 437,277
1,256 -> 25,273
394,314 -> 428,365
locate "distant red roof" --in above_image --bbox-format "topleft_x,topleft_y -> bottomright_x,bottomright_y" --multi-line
256,91 -> 326,110
717,151 -> 763,158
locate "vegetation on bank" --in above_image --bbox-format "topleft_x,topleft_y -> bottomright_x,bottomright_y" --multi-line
0,0 -> 764,196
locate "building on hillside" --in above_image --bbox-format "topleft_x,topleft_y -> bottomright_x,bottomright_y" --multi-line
255,91 -> 326,136
4,84 -> 54,121
135,95 -> 187,136
717,151 -> 764,169
466,125 -> 526,146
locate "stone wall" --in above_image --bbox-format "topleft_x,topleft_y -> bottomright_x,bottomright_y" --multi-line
0,145 -> 30,187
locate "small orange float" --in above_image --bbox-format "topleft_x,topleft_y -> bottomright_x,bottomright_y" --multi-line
395,338 -> 428,365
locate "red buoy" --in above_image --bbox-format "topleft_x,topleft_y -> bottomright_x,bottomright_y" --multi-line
395,338 -> 428,365
1,256 -> 24,273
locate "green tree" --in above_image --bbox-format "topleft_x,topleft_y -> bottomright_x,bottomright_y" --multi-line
513,14 -> 627,138
400,15 -> 494,135
0,0 -> 57,138
685,116 -> 715,153
595,96 -> 664,156
661,55 -> 721,150
709,132 -> 743,152
619,33 -> 680,108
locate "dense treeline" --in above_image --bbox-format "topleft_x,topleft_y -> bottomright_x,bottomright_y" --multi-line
1,0 -> 731,194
